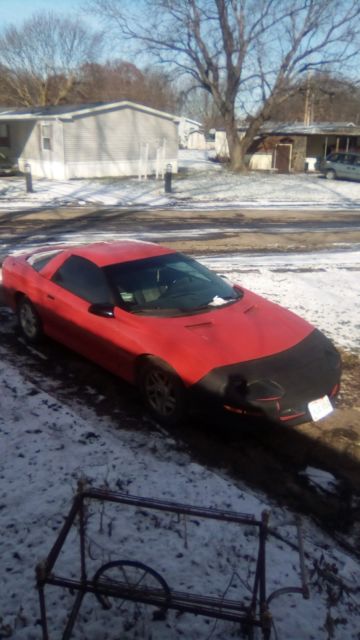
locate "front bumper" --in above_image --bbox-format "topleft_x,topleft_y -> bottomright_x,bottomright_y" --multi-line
192,330 -> 341,425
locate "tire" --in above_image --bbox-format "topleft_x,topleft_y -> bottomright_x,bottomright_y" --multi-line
17,296 -> 42,343
139,358 -> 186,426
325,169 -> 336,180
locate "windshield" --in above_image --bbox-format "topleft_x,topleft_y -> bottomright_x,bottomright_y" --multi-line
104,252 -> 243,316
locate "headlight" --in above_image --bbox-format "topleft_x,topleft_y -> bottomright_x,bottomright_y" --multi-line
224,377 -> 285,405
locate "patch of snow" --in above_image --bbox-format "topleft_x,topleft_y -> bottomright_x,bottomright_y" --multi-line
299,466 -> 338,493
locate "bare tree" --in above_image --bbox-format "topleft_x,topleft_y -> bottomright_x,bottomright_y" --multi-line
87,0 -> 360,170
269,72 -> 360,124
64,60 -> 179,111
0,12 -> 104,106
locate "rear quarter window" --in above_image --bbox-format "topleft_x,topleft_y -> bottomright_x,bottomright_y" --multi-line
27,250 -> 63,272
339,154 -> 355,164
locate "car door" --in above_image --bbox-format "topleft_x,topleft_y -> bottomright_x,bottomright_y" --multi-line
41,255 -> 134,375
346,154 -> 360,181
336,153 -> 355,179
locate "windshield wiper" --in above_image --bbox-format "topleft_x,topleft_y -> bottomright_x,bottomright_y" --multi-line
179,295 -> 240,313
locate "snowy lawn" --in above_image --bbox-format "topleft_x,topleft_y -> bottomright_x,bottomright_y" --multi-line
1,149 -> 360,210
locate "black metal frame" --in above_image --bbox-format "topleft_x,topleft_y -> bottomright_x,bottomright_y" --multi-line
36,486 -> 309,639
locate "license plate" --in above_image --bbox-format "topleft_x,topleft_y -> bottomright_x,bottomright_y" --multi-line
308,395 -> 334,422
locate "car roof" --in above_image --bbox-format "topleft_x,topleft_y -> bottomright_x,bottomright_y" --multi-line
330,151 -> 360,157
70,240 -> 175,267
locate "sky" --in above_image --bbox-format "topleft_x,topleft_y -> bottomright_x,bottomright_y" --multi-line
0,0 -> 132,63
0,0 -> 98,29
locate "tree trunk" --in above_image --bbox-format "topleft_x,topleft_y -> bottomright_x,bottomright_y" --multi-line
224,107 -> 273,172
224,114 -> 247,171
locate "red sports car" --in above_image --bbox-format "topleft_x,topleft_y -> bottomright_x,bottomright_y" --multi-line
2,241 -> 341,426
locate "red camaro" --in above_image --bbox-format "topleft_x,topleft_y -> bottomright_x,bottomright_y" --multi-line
2,240 -> 341,426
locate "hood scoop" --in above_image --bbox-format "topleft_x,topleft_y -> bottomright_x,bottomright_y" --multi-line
243,304 -> 258,314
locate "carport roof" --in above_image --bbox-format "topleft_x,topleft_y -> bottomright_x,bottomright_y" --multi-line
238,121 -> 360,136
0,100 -> 179,123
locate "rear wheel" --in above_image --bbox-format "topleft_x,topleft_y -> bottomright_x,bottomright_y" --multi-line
139,358 -> 186,426
17,296 -> 42,343
325,169 -> 336,180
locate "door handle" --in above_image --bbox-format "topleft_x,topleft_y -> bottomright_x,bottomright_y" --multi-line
47,294 -> 55,300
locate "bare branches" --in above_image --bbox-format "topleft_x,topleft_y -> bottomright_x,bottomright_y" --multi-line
61,2 -> 360,167
0,11 -> 104,106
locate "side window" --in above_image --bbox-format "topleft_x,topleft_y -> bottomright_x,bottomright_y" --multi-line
27,250 -> 62,272
339,154 -> 354,165
40,124 -> 52,151
52,256 -> 114,304
0,123 -> 10,146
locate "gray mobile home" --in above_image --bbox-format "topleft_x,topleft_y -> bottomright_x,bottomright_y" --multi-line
0,101 -> 179,180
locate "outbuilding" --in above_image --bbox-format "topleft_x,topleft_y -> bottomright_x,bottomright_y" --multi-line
178,117 -> 206,150
214,122 -> 360,172
0,101 -> 179,180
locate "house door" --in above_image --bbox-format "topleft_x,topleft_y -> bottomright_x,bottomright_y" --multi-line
274,144 -> 292,173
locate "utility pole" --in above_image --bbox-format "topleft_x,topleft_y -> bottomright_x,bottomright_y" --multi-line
304,73 -> 314,125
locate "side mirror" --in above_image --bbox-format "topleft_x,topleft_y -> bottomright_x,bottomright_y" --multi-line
88,303 -> 115,318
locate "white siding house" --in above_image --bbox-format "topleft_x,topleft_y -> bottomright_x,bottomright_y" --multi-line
178,117 -> 206,149
0,101 -> 179,180
214,130 -> 272,170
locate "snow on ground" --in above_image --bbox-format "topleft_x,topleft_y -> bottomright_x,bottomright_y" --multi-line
1,150 -> 360,639
2,149 -> 360,210
0,345 -> 359,640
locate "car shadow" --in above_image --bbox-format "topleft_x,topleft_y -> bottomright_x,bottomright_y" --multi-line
175,411 -> 359,540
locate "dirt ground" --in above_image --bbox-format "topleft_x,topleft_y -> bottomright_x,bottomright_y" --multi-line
1,204 -> 360,543
2,205 -> 360,254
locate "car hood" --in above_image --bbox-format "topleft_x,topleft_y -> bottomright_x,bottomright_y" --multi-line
123,288 -> 315,384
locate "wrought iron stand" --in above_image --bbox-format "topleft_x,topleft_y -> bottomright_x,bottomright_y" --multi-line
36,485 -> 309,639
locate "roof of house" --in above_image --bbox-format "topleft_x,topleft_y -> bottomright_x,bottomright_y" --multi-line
0,101 -> 179,123
238,121 -> 360,136
178,116 -> 203,127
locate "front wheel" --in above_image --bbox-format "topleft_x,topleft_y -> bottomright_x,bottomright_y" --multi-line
17,296 -> 42,343
325,169 -> 336,180
139,359 -> 186,427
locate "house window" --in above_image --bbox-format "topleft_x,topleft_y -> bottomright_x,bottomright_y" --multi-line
41,124 -> 52,150
0,124 -> 10,147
